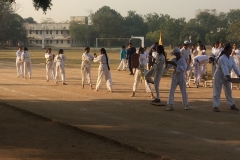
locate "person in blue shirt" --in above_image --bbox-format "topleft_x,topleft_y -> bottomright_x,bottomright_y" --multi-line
117,46 -> 127,71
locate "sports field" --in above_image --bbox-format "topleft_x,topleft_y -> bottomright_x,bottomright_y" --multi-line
0,48 -> 240,160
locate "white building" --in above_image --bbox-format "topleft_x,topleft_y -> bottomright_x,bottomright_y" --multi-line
24,16 -> 88,48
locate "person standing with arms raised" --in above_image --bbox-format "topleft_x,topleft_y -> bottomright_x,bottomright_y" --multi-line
127,43 -> 136,75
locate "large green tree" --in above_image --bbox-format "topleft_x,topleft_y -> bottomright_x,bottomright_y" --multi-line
90,6 -> 125,47
124,11 -> 147,37
3,0 -> 52,13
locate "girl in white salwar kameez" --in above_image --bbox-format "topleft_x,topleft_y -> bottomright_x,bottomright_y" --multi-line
21,47 -> 32,79
231,43 -> 240,90
213,43 -> 240,112
165,48 -> 189,111
54,49 -> 67,85
81,47 -> 94,89
45,48 -> 55,82
131,47 -> 153,99
94,48 -> 112,92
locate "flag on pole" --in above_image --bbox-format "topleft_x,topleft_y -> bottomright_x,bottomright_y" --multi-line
159,31 -> 163,45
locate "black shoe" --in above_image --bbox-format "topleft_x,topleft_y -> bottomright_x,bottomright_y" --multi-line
130,73 -> 134,75
152,99 -> 161,103
213,107 -> 220,112
147,80 -> 154,84
230,105 -> 239,111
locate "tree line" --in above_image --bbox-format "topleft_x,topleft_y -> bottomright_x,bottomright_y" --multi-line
2,1 -> 240,48
71,6 -> 240,47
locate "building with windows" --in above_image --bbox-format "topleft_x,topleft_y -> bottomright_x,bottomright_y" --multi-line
24,16 -> 88,48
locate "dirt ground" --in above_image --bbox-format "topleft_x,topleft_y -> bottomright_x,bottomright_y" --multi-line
0,61 -> 240,160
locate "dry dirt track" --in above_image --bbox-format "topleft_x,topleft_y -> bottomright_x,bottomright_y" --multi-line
0,61 -> 240,160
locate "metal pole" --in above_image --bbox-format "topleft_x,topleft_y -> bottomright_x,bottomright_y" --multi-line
96,38 -> 98,48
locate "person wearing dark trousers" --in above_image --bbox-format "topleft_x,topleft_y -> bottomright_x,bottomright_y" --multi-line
127,43 -> 136,75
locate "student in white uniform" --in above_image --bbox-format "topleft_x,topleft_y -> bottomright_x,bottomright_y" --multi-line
193,45 -> 209,87
231,43 -> 240,89
165,48 -> 189,111
16,46 -> 23,77
209,42 -> 221,77
213,43 -> 240,112
93,48 -> 112,92
145,45 -> 166,103
131,47 -> 154,99
81,47 -> 94,89
54,49 -> 67,85
45,48 -> 55,82
21,47 -> 32,79
180,40 -> 192,85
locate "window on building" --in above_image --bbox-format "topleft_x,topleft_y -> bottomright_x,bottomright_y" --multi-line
46,30 -> 48,34
56,40 -> 59,44
40,31 -> 42,34
30,40 -> 32,44
61,30 -> 63,34
67,30 -> 69,34
50,30 -> 52,34
40,41 -> 42,44
50,40 -> 52,44
29,30 -> 32,34
36,40 -> 38,44
67,40 -> 70,44
61,40 -> 63,44
36,30 -> 38,34
56,30 -> 58,34
46,40 -> 49,44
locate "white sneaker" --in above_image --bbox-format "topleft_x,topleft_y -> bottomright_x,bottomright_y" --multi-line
185,105 -> 190,110
166,106 -> 174,111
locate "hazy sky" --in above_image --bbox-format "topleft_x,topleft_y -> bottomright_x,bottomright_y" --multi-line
15,0 -> 240,23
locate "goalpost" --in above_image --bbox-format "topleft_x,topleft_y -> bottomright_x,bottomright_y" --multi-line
95,36 -> 144,48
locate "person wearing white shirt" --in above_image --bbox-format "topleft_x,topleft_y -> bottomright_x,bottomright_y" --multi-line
145,45 -> 166,103
193,45 -> 209,87
213,43 -> 240,112
180,40 -> 192,85
231,43 -> 240,89
81,47 -> 94,89
54,49 -> 67,85
131,47 -> 153,99
45,48 -> 55,82
16,46 -> 23,77
93,48 -> 112,92
165,48 -> 189,111
209,42 -> 221,77
21,47 -> 32,79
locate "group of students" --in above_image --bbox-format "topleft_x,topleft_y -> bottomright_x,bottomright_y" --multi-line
122,41 -> 240,112
15,41 -> 240,112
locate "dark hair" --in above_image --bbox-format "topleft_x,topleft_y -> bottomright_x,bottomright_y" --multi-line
122,45 -> 125,49
154,42 -> 158,45
100,48 -> 110,70
198,41 -> 202,44
138,47 -> 144,54
46,48 -> 51,53
157,45 -> 166,62
24,47 -> 28,51
216,43 -> 231,62
58,49 -> 64,54
85,47 -> 90,50
152,47 -> 156,51
128,43 -> 132,45
19,46 -> 22,48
